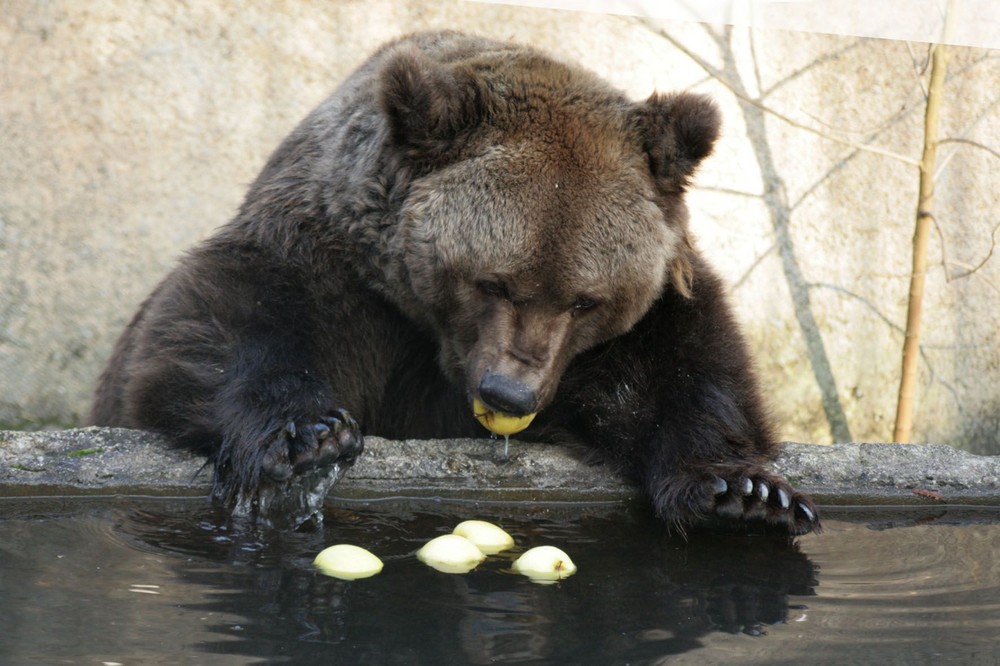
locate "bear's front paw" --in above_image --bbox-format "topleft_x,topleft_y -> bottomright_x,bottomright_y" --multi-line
261,408 -> 364,482
654,466 -> 820,536
225,409 -> 365,529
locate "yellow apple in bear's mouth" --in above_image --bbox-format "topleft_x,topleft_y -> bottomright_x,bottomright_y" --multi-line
472,398 -> 536,436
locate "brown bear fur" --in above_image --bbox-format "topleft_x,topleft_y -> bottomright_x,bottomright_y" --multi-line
91,31 -> 819,534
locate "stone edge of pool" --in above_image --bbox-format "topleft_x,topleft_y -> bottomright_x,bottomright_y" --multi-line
0,427 -> 998,506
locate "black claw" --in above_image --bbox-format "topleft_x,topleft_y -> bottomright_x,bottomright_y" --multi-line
330,408 -> 353,426
756,481 -> 769,502
285,421 -> 297,439
711,477 -> 728,496
314,423 -> 331,441
776,488 -> 791,509
797,502 -> 815,523
741,478 -> 754,496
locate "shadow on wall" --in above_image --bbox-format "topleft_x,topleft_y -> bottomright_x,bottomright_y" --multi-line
650,22 -> 856,443
640,19 -> 1000,452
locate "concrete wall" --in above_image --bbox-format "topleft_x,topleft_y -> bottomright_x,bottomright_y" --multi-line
2,1 -> 998,452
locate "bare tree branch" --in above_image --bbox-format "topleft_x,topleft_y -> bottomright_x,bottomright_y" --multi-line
931,212 -> 950,280
698,185 -> 762,199
931,209 -> 999,289
729,242 -> 777,293
935,93 -> 1000,178
939,138 -> 1000,161
806,282 -> 903,334
760,40 -> 865,101
895,40 -> 951,443
905,41 -> 933,99
950,220 -> 1000,282
790,95 -> 927,214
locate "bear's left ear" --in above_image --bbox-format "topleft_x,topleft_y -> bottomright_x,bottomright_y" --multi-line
632,92 -> 721,192
377,46 -> 487,160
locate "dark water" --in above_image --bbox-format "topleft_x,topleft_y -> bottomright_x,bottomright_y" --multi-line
1,497 -> 998,665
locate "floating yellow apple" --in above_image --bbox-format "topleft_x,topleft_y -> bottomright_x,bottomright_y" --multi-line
313,544 -> 383,580
453,520 -> 515,555
417,534 -> 486,574
512,545 -> 577,583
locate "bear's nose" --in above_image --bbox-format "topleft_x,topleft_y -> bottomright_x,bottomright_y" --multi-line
478,370 -> 538,416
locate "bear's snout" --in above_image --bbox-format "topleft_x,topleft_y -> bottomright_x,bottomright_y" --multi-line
478,370 -> 538,416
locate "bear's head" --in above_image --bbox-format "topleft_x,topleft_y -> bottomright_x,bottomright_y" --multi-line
377,38 -> 720,424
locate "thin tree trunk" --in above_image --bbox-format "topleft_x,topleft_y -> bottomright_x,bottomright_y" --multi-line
893,42 -> 950,443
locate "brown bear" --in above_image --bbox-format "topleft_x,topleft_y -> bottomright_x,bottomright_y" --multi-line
91,30 -> 819,534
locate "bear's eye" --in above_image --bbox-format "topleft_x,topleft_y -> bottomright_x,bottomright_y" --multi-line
477,280 -> 510,300
572,296 -> 599,314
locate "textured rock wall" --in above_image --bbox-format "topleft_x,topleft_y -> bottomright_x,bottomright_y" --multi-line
3,428 -> 999,505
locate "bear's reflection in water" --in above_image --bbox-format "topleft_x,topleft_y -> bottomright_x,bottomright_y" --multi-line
119,499 -> 817,664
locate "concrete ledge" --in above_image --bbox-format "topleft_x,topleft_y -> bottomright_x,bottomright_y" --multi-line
1,427 -> 998,505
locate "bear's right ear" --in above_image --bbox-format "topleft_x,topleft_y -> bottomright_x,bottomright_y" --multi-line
632,92 -> 721,193
378,47 -> 486,159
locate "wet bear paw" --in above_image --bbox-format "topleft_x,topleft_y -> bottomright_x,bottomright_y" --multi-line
261,408 -> 365,482
222,409 -> 366,529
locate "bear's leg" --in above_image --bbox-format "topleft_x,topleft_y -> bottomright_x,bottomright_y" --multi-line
110,248 -> 366,510
209,354 -> 365,506
634,369 -> 820,536
122,323 -> 365,509
220,400 -> 363,530
554,261 -> 820,535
